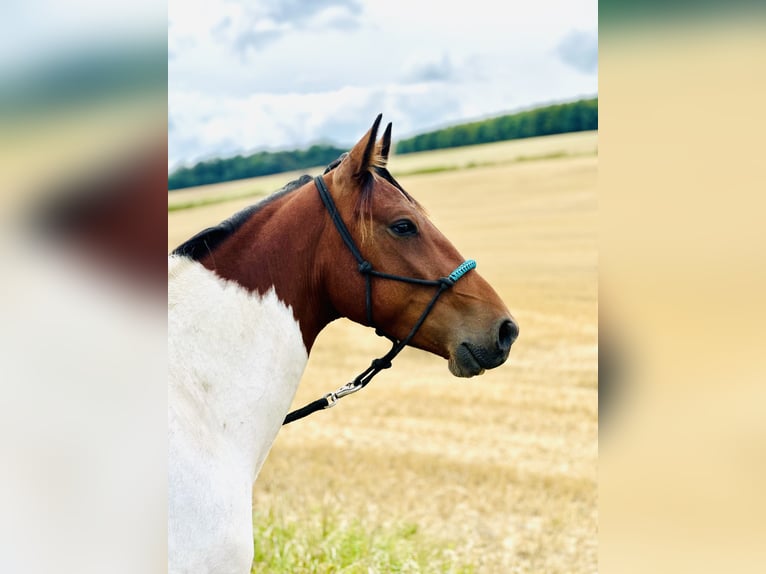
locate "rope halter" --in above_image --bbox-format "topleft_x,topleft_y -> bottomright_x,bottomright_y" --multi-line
283,175 -> 476,425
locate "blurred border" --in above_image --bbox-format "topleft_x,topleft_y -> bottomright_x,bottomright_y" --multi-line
0,3 -> 167,573
600,2 -> 766,572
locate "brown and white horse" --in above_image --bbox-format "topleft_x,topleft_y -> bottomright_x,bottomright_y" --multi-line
168,115 -> 518,573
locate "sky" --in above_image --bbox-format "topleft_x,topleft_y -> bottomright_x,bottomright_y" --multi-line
168,0 -> 597,171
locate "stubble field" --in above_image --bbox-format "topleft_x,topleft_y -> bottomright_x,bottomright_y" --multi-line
168,131 -> 598,573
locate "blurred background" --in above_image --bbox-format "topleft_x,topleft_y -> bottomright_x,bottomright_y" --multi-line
1,1 -> 166,574
600,3 -> 766,573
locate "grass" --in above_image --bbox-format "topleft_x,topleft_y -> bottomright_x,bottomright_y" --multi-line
167,188 -> 267,212
252,511 -> 474,573
396,149 -> 584,178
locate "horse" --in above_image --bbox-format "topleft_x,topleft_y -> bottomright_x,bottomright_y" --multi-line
168,115 -> 518,573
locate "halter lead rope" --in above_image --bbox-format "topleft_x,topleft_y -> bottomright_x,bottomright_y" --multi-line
283,176 -> 476,425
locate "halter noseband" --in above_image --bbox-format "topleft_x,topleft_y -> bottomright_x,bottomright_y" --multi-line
283,175 -> 476,425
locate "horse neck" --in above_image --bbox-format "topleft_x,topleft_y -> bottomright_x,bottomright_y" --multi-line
200,182 -> 338,352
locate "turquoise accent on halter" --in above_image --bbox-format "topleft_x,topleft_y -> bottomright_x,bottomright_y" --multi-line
448,259 -> 476,284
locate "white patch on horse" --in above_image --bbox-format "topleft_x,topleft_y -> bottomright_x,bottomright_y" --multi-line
168,255 -> 307,574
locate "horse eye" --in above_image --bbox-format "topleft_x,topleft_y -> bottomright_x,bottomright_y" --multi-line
389,219 -> 418,237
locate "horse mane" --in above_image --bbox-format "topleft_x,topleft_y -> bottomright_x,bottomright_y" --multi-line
171,173 -> 313,260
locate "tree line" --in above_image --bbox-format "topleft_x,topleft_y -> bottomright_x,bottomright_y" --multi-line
169,97 -> 597,190
394,97 -> 597,154
169,144 -> 348,191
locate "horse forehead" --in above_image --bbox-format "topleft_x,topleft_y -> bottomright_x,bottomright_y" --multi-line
370,177 -> 424,214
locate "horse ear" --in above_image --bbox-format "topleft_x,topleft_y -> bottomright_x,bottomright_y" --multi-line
380,122 -> 393,162
333,114 -> 383,187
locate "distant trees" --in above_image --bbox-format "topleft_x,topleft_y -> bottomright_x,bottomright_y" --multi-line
395,97 -> 598,154
168,97 -> 598,190
168,144 -> 348,191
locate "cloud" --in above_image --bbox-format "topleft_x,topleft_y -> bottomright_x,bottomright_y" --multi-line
556,29 -> 598,75
402,53 -> 454,83
264,0 -> 361,25
213,0 -> 364,56
167,83 -> 465,170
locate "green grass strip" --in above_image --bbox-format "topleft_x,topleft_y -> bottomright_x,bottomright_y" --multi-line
252,510 -> 474,573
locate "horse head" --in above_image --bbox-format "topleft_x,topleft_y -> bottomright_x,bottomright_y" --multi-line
318,115 -> 518,377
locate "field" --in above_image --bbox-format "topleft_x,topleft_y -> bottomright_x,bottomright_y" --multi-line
168,131 -> 598,573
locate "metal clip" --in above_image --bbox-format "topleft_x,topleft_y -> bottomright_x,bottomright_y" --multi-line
323,381 -> 362,409
335,380 -> 363,399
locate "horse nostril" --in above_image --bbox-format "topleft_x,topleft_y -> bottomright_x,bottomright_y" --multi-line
498,319 -> 519,351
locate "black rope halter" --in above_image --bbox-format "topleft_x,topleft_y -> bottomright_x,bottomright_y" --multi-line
283,175 -> 476,425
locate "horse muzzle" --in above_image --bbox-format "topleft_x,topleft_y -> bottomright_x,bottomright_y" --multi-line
448,318 -> 519,377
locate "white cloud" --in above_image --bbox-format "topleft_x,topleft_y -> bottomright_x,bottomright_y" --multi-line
556,29 -> 598,75
168,83 -> 464,169
402,53 -> 454,83
209,0 -> 363,56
